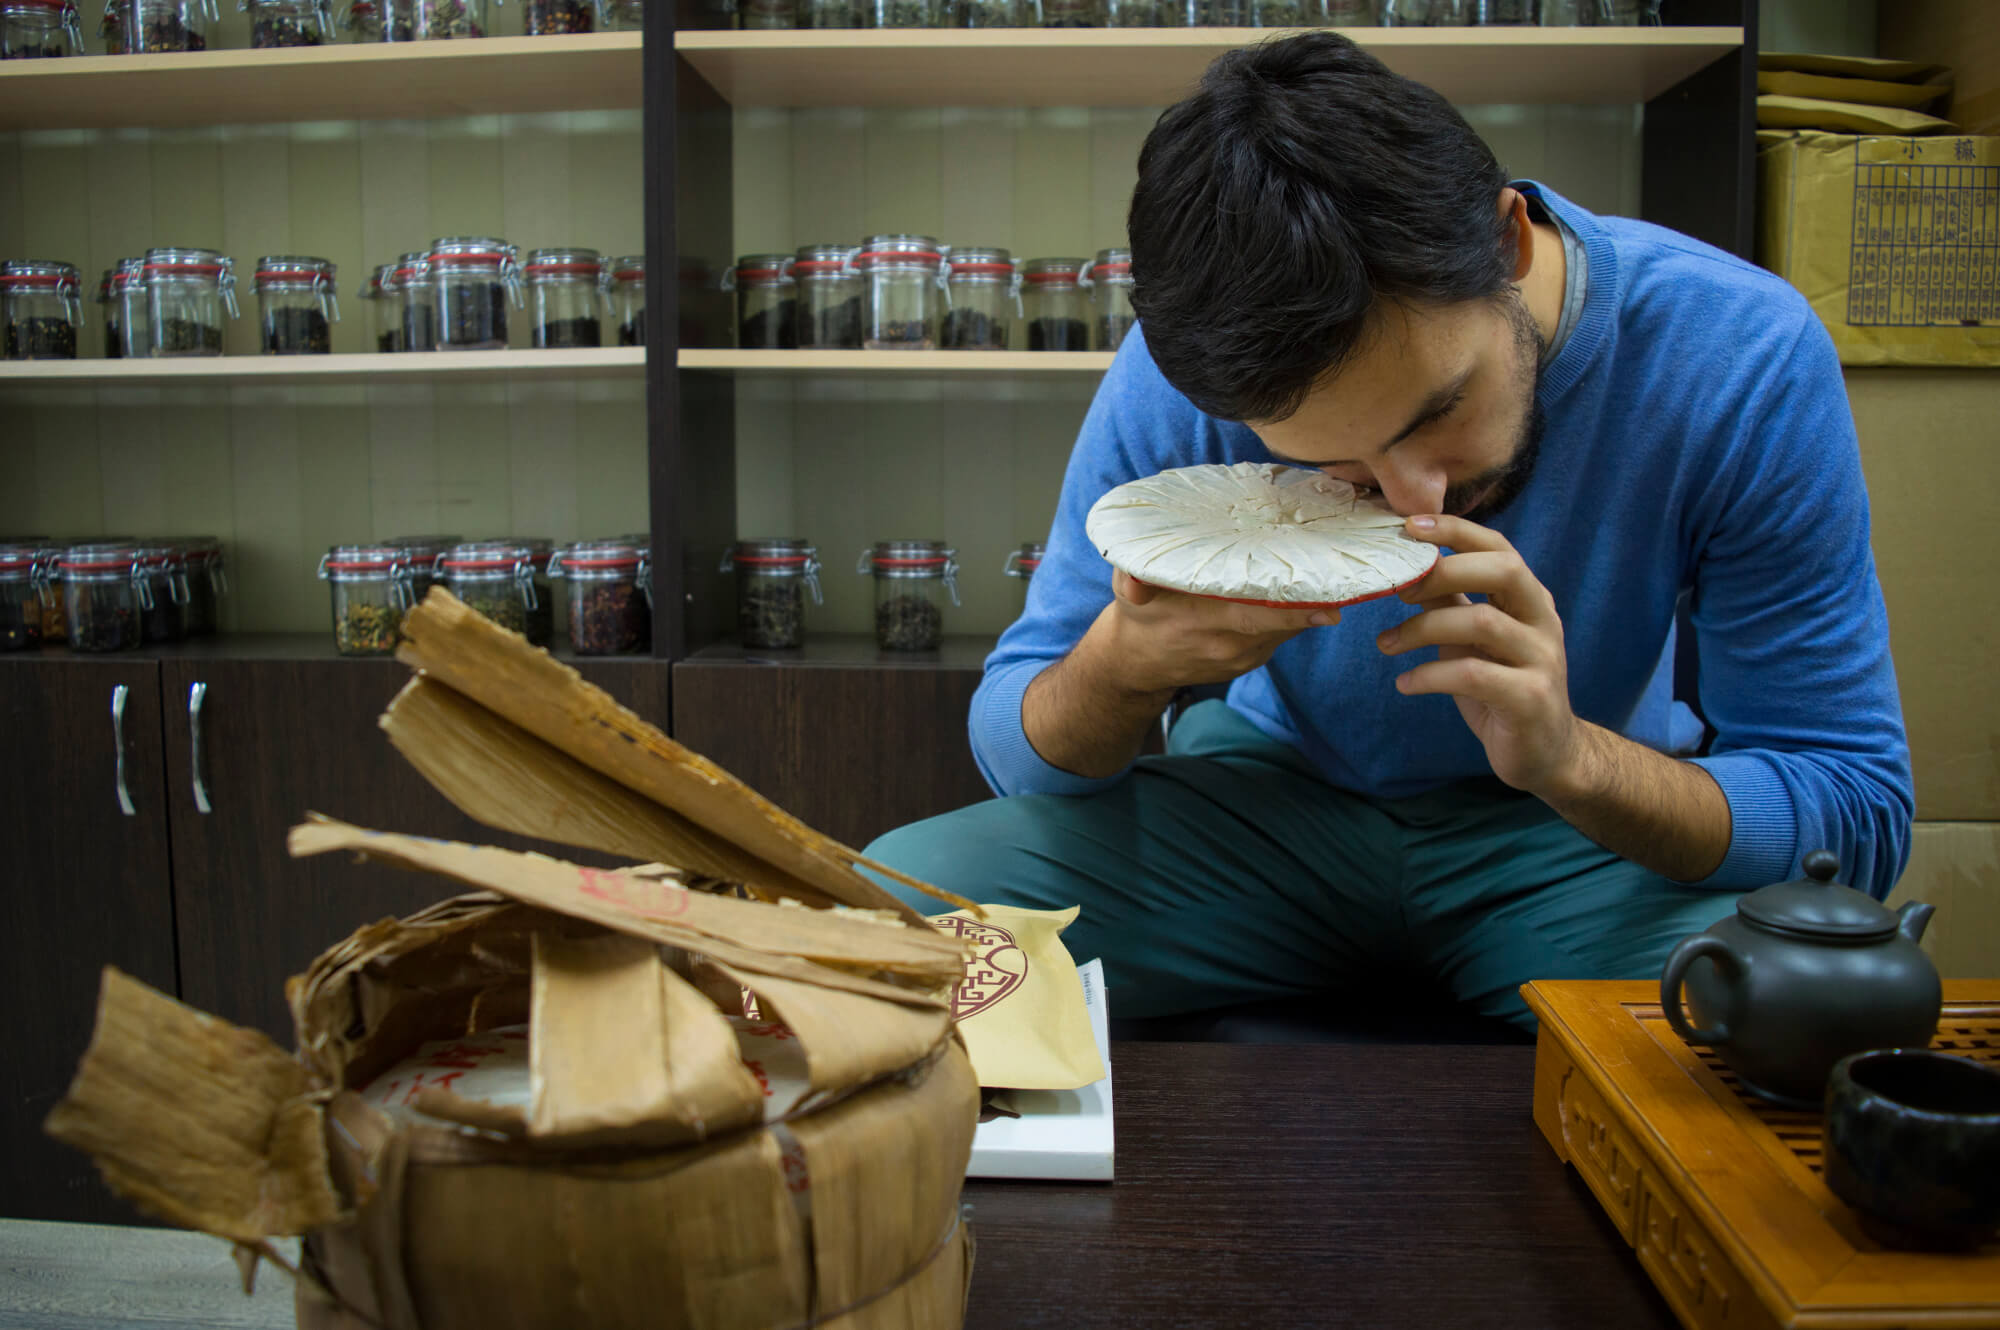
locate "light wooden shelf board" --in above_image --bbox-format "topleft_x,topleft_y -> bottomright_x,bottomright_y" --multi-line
0,348 -> 644,386
0,33 -> 641,131
673,25 -> 1743,108
679,349 -> 1114,373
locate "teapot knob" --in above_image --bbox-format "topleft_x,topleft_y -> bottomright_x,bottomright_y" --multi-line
1803,849 -> 1840,883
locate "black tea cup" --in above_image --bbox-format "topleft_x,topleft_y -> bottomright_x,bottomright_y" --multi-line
1822,1048 -> 2000,1251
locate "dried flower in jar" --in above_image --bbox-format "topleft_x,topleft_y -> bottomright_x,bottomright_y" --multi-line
335,603 -> 401,656
572,582 -> 649,655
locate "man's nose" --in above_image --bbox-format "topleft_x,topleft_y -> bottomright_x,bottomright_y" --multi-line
1364,459 -> 1447,517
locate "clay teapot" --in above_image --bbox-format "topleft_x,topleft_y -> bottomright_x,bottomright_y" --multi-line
1660,850 -> 1940,1109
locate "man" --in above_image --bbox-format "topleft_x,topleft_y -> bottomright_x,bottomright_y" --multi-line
865,32 -> 1912,1030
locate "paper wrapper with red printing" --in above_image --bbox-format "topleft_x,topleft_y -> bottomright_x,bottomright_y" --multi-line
43,588 -> 985,1330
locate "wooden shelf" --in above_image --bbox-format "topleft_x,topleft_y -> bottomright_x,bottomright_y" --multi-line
0,33 -> 641,131
0,348 -> 644,387
673,25 -> 1743,109
679,349 -> 1114,374
682,633 -> 997,670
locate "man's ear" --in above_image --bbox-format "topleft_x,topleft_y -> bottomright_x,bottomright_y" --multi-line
1498,187 -> 1534,283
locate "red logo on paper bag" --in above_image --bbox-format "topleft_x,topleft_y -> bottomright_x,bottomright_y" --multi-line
933,917 -> 1027,1020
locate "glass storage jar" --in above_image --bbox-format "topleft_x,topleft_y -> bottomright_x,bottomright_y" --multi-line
525,0 -> 596,31
438,542 -> 540,641
244,0 -> 331,44
175,535 -> 225,634
866,0 -> 931,22
859,541 -> 957,651
1250,0 -> 1318,23
254,255 -> 338,355
721,538 -> 821,650
387,251 -> 438,351
1003,539 -> 1043,612
793,245 -> 860,349
379,0 -> 489,39
1034,0 -> 1094,23
1087,247 -> 1135,351
94,258 -> 146,358
1381,0 -> 1463,20
319,544 -> 410,656
524,247 -> 605,348
2,260 -> 82,360
0,544 -> 40,650
59,543 -> 147,653
386,534 -> 456,605
737,0 -> 791,27
517,535 -> 556,646
601,0 -> 637,24
551,539 -> 652,655
941,247 -> 1018,350
799,0 -> 859,24
605,255 -> 645,346
1323,0 -> 1371,16
1023,258 -> 1090,350
430,237 -> 519,350
949,0 -> 1018,24
338,0 -> 378,37
357,263 -> 388,350
727,254 -> 796,350
134,544 -> 189,643
1468,0 -> 1527,20
98,0 -> 126,49
2,0 -> 82,56
1100,0 -> 1158,25
856,235 -> 944,350
142,248 -> 236,357
123,0 -> 215,49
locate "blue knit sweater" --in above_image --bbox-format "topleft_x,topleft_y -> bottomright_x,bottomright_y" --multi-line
972,184 -> 1914,898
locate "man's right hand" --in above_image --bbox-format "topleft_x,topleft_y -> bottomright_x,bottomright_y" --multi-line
1020,570 -> 1337,779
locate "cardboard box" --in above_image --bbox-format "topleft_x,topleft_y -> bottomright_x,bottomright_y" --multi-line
1879,0 -> 2000,136
1888,822 -> 2000,978
1758,131 -> 2000,367
1848,367 -> 2000,820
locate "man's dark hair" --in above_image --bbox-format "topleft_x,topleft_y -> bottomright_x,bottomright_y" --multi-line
1129,32 -> 1515,423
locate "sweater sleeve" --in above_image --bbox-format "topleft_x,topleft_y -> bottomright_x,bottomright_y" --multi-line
969,330 -> 1224,797
1682,316 -> 1913,898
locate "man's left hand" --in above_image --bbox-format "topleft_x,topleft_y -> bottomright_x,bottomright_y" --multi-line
1376,513 -> 1585,797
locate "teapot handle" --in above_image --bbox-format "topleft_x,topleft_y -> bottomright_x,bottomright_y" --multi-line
1659,934 -> 1739,1047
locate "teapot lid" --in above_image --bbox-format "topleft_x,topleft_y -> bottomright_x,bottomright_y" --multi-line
1737,850 -> 1898,939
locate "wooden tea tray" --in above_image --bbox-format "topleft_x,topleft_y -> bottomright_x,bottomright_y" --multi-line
1522,980 -> 2000,1330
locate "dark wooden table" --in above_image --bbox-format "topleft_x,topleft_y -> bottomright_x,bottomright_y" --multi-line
961,1042 -> 1679,1330
0,1042 -> 1677,1329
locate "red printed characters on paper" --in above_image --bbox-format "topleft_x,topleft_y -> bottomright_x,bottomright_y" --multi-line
931,917 -> 1029,1020
574,865 -> 692,920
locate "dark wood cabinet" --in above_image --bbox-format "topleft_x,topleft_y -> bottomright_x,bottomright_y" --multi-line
158,650 -> 671,1043
0,658 -> 178,1224
673,636 -> 994,852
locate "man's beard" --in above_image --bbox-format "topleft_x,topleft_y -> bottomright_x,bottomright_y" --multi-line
1441,296 -> 1547,524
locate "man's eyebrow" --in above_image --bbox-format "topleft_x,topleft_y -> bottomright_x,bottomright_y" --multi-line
1272,365 -> 1477,469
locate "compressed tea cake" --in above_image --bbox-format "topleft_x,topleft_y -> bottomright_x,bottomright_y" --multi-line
1086,462 -> 1439,607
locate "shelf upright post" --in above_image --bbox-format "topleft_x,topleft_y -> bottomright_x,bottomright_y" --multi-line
1642,0 -> 1759,259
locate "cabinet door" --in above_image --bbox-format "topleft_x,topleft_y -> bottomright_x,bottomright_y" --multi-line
161,658 -> 671,1043
0,659 -> 178,1224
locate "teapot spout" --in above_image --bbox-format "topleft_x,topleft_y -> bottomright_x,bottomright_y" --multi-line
1897,900 -> 1936,945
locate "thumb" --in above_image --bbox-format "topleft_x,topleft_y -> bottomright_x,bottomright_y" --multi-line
1113,568 -> 1158,606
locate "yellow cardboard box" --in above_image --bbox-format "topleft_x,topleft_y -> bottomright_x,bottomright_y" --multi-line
1758,131 -> 2000,367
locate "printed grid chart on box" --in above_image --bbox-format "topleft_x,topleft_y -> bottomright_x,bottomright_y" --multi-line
1846,155 -> 2000,329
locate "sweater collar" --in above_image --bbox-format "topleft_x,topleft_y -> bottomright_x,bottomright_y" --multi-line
1512,180 -> 1618,402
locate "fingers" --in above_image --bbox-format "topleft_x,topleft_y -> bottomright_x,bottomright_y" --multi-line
1112,568 -> 1158,605
1113,569 -> 1338,634
1400,551 -> 1558,628
1377,601 -> 1552,667
1394,653 -> 1562,712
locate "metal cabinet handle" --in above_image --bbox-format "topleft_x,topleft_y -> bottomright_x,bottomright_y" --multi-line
111,683 -> 135,817
189,681 -> 211,815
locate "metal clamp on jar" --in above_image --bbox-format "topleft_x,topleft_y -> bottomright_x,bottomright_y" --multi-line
319,545 -> 411,657
430,237 -> 520,350
855,236 -> 947,351
942,247 -> 1020,350
1023,258 -> 1090,350
0,543 -> 42,650
525,248 -> 607,348
551,539 -> 652,655
379,0 -> 494,40
241,0 -> 332,45
1,0 -> 83,57
254,255 -> 339,355
142,248 -> 237,357
59,543 -> 150,653
438,541 -> 543,644
175,536 -> 226,635
1,260 -> 82,360
95,257 -> 146,358
722,538 -> 822,650
858,540 -> 958,652
726,254 -> 797,350
134,544 -> 190,644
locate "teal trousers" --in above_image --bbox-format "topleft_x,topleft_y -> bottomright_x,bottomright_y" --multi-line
863,701 -> 1743,1031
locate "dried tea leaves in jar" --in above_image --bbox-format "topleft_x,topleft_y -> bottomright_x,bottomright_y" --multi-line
943,308 -> 1007,351
876,593 -> 943,651
4,316 -> 76,359
263,306 -> 330,354
159,317 -> 223,354
573,581 -> 648,654
525,0 -> 594,30
1028,317 -> 1088,351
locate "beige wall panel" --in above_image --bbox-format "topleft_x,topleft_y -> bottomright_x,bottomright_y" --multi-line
149,129 -> 226,256
937,108 -> 1021,260
85,132 -> 157,293
425,116 -> 507,246
790,108 -> 869,246
939,401 -> 1021,636
789,392 -> 872,631
569,385 -> 649,536
862,109 -> 945,239
1010,108 -> 1093,261
358,121 -> 433,281
28,394 -> 107,536
288,124 -> 368,356
366,383 -> 443,540
293,389 -> 377,613
561,111 -> 647,258
734,109 -> 796,257
0,133 -> 24,260
226,391 -> 308,632
18,130 -> 94,266
1087,107 -> 1153,254
429,383 -> 515,536
221,125 -> 295,357
155,391 -> 237,540
95,391 -> 168,534
502,114 -> 577,264
733,381 -> 798,535
505,382 -> 584,544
